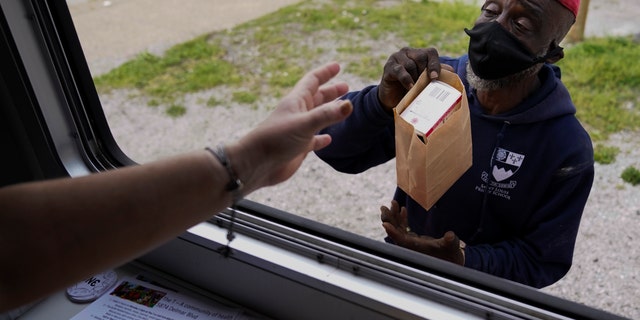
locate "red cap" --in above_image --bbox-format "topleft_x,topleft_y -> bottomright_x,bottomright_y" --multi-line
556,0 -> 580,16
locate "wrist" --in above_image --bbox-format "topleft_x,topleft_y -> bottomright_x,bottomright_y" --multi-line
376,86 -> 394,115
217,141 -> 262,197
206,144 -> 244,201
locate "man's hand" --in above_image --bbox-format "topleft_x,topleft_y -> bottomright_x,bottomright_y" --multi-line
377,47 -> 453,112
380,200 -> 465,265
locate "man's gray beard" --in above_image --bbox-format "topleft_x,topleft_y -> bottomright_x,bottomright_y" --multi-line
465,62 -> 541,91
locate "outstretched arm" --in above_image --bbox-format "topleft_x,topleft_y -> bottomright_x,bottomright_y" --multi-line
0,62 -> 352,312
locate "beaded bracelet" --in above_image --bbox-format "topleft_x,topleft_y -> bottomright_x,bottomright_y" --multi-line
206,144 -> 243,254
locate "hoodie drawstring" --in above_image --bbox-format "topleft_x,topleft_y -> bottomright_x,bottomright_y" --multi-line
469,121 -> 510,243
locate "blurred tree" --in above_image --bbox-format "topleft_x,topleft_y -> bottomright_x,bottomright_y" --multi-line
566,0 -> 590,43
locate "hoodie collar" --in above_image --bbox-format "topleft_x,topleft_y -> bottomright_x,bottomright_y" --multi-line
462,56 -> 577,125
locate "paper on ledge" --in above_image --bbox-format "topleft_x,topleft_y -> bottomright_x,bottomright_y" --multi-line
70,275 -> 246,320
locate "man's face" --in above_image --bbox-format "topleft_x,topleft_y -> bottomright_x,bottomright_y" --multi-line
466,0 -> 570,88
474,0 -> 566,58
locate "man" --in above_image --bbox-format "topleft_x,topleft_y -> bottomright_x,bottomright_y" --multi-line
315,0 -> 593,288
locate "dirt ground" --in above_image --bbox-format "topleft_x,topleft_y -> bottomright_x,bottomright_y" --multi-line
68,0 -> 301,75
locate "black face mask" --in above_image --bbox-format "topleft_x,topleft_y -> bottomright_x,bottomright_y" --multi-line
464,22 -> 563,80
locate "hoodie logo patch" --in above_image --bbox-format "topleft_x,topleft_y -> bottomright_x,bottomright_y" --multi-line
492,148 -> 525,182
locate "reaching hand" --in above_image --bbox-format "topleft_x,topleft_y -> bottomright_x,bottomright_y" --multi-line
380,200 -> 465,265
377,47 -> 454,112
229,62 -> 353,194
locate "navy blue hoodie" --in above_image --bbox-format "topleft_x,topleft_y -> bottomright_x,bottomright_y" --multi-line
315,55 -> 594,288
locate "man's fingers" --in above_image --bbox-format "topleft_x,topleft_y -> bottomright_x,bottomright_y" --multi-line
385,227 -> 464,265
424,47 -> 442,80
384,52 -> 416,90
380,205 -> 392,223
389,200 -> 400,213
381,200 -> 405,226
400,205 -> 408,225
382,222 -> 415,249
442,64 -> 455,73
442,231 -> 464,265
382,222 -> 401,239
442,231 -> 460,251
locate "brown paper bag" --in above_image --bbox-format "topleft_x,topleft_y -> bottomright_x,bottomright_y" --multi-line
394,69 -> 472,210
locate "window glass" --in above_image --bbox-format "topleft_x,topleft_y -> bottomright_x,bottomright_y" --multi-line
67,1 -> 640,319
67,0 -> 394,240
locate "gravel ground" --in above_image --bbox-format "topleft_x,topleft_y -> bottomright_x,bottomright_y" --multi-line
70,0 -> 639,318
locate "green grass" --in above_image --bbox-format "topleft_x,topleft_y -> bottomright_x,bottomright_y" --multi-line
166,104 -> 186,117
93,0 -> 639,167
232,90 -> 258,104
592,145 -> 620,165
94,35 -> 241,104
205,96 -> 224,107
558,36 -> 640,163
94,0 -> 477,108
621,166 -> 640,186
558,37 -> 640,141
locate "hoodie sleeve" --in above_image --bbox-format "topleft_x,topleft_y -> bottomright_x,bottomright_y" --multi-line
464,151 -> 594,288
316,56 -> 466,173
314,85 -> 396,174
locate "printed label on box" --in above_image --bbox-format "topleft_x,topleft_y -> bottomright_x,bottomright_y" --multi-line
399,80 -> 462,136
